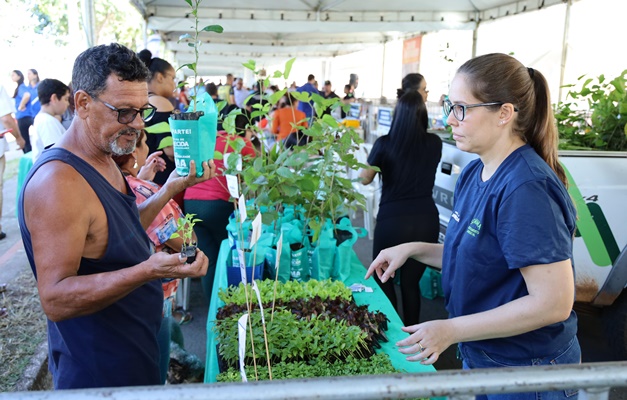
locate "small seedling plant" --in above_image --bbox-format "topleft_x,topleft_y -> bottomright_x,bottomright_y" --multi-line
176,0 -> 223,114
170,213 -> 201,263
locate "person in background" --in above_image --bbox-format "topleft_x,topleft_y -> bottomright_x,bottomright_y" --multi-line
233,78 -> 249,109
203,82 -> 216,101
398,73 -> 429,103
112,129 -> 184,384
349,73 -> 359,94
366,53 -> 580,400
137,50 -> 179,198
28,69 -> 41,117
218,73 -> 235,105
12,70 -> 34,153
321,80 -> 339,116
19,43 -> 216,389
296,74 -> 319,122
0,85 -> 25,240
189,78 -> 206,99
60,83 -> 75,130
184,112 -> 257,304
33,79 -> 70,158
359,91 -> 442,326
178,85 -> 190,111
341,84 -> 356,119
272,93 -> 308,146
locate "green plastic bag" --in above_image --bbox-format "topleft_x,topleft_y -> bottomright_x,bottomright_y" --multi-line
226,216 -> 252,250
333,218 -> 367,283
290,237 -> 311,282
169,92 -> 217,177
311,225 -> 336,280
419,267 -> 444,300
267,221 -> 309,283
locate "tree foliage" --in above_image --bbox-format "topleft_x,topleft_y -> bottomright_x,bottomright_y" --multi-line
13,0 -> 142,48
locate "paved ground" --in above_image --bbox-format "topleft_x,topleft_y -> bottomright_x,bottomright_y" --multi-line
0,143 -> 625,397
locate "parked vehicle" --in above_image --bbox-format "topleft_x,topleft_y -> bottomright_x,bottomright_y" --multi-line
433,136 -> 627,358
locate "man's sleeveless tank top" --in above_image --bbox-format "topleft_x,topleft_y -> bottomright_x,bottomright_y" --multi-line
18,148 -> 163,389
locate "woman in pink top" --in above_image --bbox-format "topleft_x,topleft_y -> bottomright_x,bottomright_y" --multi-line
184,113 -> 257,303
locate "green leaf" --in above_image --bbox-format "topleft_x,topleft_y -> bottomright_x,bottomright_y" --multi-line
291,91 -> 310,103
216,100 -> 227,113
282,184 -> 299,197
273,70 -> 283,78
268,88 -> 288,105
177,63 -> 196,72
283,58 -> 296,80
202,24 -> 224,33
276,166 -> 295,179
213,150 -> 223,160
321,114 -> 339,128
242,60 -> 256,71
187,42 -> 195,47
284,151 -> 309,167
232,137 -> 246,153
183,0 -> 192,7
250,110 -> 266,120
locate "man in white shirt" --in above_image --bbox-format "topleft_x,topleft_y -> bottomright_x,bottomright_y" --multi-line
33,79 -> 70,159
0,86 -> 25,239
233,78 -> 250,109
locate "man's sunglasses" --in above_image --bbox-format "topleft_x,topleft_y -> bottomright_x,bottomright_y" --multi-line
93,97 -> 156,124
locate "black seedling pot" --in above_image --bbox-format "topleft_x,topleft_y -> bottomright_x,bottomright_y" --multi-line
181,244 -> 197,264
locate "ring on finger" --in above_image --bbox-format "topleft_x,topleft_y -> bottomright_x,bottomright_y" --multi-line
418,342 -> 425,353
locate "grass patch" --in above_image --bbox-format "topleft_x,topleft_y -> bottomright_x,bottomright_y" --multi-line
0,271 -> 47,392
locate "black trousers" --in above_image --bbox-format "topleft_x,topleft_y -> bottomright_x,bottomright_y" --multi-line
372,208 -> 439,326
18,116 -> 34,153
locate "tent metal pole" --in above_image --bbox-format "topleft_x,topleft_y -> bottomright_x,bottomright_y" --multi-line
558,0 -> 573,103
472,21 -> 479,58
380,40 -> 387,99
81,0 -> 96,48
471,11 -> 480,58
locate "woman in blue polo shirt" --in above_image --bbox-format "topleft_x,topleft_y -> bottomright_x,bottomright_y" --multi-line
366,53 -> 579,400
12,70 -> 34,153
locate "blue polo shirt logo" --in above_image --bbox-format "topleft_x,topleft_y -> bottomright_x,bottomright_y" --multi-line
466,218 -> 482,237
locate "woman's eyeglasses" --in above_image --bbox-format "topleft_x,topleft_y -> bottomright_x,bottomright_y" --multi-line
443,99 -> 517,121
93,97 -> 156,124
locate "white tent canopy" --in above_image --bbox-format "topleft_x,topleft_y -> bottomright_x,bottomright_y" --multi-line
129,0 -> 567,76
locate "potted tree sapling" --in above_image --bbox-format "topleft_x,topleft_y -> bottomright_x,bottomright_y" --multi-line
170,213 -> 202,264
169,0 -> 223,177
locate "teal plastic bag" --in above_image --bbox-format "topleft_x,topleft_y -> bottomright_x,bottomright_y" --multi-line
419,267 -> 443,300
333,218 -> 367,282
311,225 -> 336,280
169,92 -> 217,177
290,237 -> 310,282
226,217 -> 252,250
268,221 -> 308,283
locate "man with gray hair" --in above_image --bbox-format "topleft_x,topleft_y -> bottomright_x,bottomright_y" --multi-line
233,77 -> 250,109
18,43 -> 216,389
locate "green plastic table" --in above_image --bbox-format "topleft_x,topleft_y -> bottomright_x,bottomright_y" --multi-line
204,239 -> 436,383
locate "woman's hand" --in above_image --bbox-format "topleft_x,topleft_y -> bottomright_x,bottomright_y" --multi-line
397,319 -> 456,365
137,151 -> 166,181
365,242 -> 417,283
